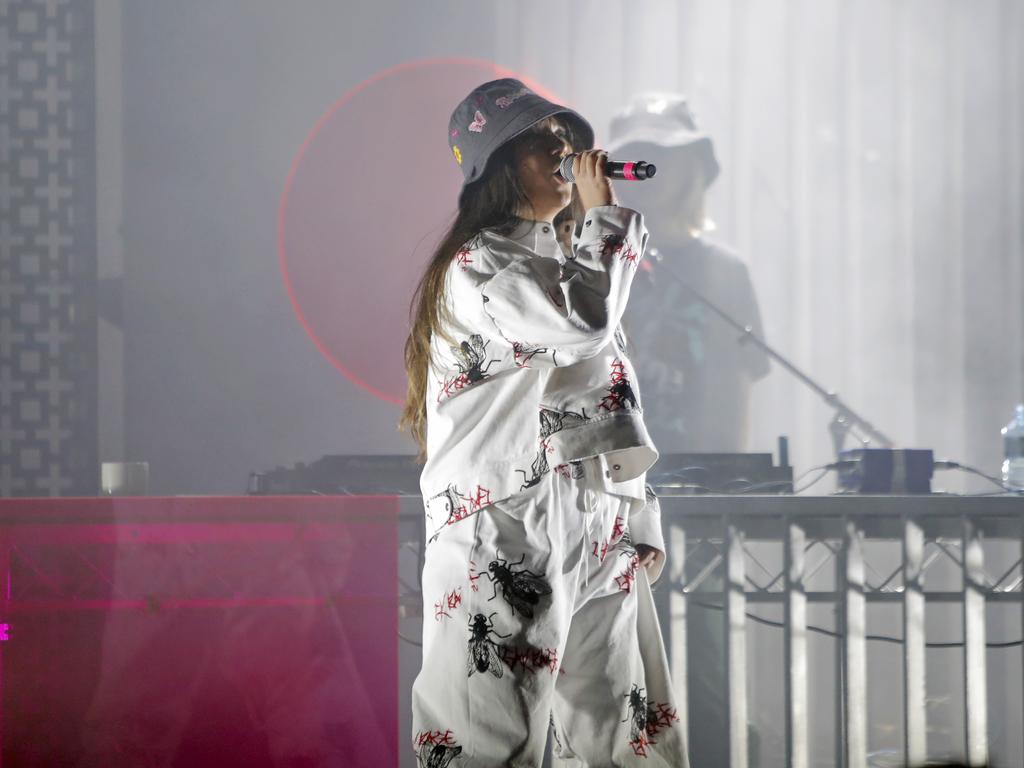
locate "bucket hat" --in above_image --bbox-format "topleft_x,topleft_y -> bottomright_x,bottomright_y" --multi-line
449,78 -> 594,202
607,93 -> 719,187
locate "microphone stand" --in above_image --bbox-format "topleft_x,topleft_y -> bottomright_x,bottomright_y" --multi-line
648,247 -> 894,457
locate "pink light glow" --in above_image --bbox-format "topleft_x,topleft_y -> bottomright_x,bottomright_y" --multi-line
278,58 -> 579,404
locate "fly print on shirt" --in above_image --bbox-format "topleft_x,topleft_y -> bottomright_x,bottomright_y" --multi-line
600,233 -> 639,266
516,446 -> 550,491
512,341 -> 557,368
467,612 -> 509,678
415,730 -> 463,767
533,407 -> 591,485
598,358 -> 638,412
437,334 -> 500,402
624,683 -> 650,756
539,405 -> 590,438
485,552 -> 553,619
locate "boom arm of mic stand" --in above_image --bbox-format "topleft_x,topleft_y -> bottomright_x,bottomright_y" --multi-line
661,269 -> 894,450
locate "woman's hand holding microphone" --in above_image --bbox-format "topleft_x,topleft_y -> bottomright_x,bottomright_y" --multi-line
570,150 -> 618,211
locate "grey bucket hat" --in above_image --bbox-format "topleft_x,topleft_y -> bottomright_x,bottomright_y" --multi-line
607,93 -> 719,187
448,78 -> 594,200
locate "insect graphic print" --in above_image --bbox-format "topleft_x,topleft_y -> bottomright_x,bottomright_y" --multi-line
512,341 -> 556,368
485,552 -> 552,619
600,233 -> 639,266
467,612 -> 509,678
515,443 -> 550,490
438,334 -> 500,402
419,743 -> 462,768
598,358 -> 638,412
453,334 -> 498,384
495,86 -> 530,109
623,683 -> 651,756
416,730 -> 463,768
468,109 -> 487,133
539,406 -> 590,439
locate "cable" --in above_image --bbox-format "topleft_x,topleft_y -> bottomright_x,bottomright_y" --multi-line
689,598 -> 1023,648
934,460 -> 1024,494
724,480 -> 797,494
794,469 -> 831,494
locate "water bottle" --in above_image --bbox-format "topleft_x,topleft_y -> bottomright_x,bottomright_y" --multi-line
1002,405 -> 1024,489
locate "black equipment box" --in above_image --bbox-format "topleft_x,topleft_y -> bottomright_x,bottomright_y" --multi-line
837,448 -> 934,494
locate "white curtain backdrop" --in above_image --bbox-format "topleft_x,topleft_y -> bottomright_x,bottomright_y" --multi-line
494,0 -> 1024,491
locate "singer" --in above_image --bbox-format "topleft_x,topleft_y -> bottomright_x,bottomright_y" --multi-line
401,78 -> 688,766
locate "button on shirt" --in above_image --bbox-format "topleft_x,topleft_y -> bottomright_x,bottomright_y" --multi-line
421,205 -> 663,552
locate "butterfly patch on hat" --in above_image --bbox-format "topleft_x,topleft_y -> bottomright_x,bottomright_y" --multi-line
495,87 -> 530,109
468,110 -> 487,133
452,145 -> 463,165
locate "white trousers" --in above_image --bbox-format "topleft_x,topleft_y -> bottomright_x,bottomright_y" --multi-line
412,461 -> 689,767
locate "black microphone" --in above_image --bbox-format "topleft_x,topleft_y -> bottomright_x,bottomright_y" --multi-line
557,154 -> 657,183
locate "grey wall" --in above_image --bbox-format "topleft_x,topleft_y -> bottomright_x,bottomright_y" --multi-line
118,2 -> 508,494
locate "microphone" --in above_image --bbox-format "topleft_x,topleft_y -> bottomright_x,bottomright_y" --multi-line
557,154 -> 657,183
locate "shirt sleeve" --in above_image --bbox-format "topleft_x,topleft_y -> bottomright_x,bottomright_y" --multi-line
449,206 -> 648,368
629,484 -> 666,583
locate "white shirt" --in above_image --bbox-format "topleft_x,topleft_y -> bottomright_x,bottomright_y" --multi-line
420,205 -> 664,555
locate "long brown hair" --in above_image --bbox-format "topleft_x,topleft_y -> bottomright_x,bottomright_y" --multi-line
399,117 -> 579,460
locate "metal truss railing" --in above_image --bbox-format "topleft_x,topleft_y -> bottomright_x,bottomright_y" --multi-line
658,494 -> 1024,768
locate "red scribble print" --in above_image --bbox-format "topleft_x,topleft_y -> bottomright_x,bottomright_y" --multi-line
415,728 -> 457,748
455,247 -> 473,271
553,460 -> 584,481
433,588 -> 463,621
610,359 -> 627,385
611,515 -> 626,543
512,341 -> 552,368
629,734 -> 651,757
498,645 -> 560,674
468,485 -> 492,512
468,560 -> 481,592
615,553 -> 640,594
445,492 -> 471,526
437,372 -> 471,402
646,702 -> 680,738
598,358 -> 637,412
593,516 -> 626,562
600,234 -> 626,258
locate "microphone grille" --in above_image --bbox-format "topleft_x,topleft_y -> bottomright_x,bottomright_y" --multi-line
558,154 -> 576,183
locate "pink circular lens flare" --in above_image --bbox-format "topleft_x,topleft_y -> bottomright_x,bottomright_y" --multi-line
279,58 -> 569,405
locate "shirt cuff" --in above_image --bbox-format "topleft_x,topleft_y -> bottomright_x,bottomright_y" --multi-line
571,205 -> 646,251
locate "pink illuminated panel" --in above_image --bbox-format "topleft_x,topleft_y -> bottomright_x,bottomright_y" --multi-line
0,496 -> 399,767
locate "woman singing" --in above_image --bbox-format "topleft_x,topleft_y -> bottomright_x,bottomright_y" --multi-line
401,78 -> 687,767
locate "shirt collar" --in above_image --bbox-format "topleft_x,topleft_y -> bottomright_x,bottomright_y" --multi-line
502,218 -> 564,260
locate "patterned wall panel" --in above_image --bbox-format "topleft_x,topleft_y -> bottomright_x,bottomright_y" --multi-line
0,0 -> 97,496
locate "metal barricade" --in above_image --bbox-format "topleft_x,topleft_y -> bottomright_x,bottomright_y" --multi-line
658,495 -> 1024,768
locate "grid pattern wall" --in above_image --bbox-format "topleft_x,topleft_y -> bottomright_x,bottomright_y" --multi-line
0,0 -> 97,496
